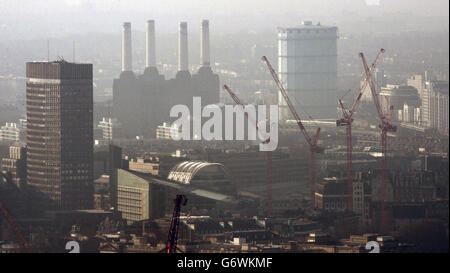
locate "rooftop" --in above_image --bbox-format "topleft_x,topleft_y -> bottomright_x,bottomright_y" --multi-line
167,161 -> 228,184
380,85 -> 419,97
278,21 -> 337,31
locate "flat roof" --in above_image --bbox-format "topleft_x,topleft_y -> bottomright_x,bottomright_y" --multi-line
28,60 -> 90,64
190,189 -> 232,202
45,209 -> 113,214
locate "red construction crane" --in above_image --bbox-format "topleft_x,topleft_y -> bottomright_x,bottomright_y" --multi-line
166,194 -> 187,253
261,56 -> 323,210
337,48 -> 385,213
0,201 -> 30,252
0,173 -> 30,252
223,84 -> 272,217
360,52 -> 397,233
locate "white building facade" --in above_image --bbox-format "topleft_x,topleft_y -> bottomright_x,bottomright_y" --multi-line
278,21 -> 338,121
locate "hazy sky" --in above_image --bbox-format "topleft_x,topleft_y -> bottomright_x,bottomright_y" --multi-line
1,0 -> 448,15
0,0 -> 448,39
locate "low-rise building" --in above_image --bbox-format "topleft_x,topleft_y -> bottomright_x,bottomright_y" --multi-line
129,157 -> 159,175
156,122 -> 180,140
422,80 -> 449,134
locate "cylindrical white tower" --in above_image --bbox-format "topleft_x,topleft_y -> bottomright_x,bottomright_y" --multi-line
178,22 -> 188,72
200,19 -> 210,67
278,21 -> 338,120
122,22 -> 132,72
146,20 -> 156,68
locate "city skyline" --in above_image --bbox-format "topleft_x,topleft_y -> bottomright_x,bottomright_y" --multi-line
0,0 -> 448,255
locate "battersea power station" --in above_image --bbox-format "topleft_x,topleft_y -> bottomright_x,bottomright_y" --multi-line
113,20 -> 220,138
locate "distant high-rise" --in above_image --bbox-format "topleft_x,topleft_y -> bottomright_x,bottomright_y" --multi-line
26,61 -> 94,210
113,20 -> 219,138
422,80 -> 449,133
278,21 -> 338,120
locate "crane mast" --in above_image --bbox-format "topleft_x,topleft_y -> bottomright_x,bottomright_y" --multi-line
336,48 -> 385,213
223,84 -> 272,217
262,56 -> 322,210
0,173 -> 30,252
0,201 -> 30,252
360,52 -> 397,233
223,85 -> 268,142
166,194 -> 187,253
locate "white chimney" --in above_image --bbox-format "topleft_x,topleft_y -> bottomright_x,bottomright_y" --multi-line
146,20 -> 156,68
200,19 -> 210,67
178,22 -> 188,71
122,22 -> 132,72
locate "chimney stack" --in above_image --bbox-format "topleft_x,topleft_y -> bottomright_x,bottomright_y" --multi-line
146,20 -> 156,68
122,22 -> 132,72
200,20 -> 210,67
178,22 -> 188,71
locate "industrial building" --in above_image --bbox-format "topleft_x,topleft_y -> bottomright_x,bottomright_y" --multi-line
26,61 -> 94,210
112,20 -> 220,138
277,21 -> 338,120
0,123 -> 20,142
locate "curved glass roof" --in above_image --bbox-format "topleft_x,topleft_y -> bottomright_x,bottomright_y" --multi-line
167,161 -> 226,184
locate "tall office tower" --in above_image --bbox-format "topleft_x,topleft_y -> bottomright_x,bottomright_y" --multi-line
26,61 -> 93,210
278,21 -> 338,121
178,22 -> 189,71
122,22 -> 132,72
